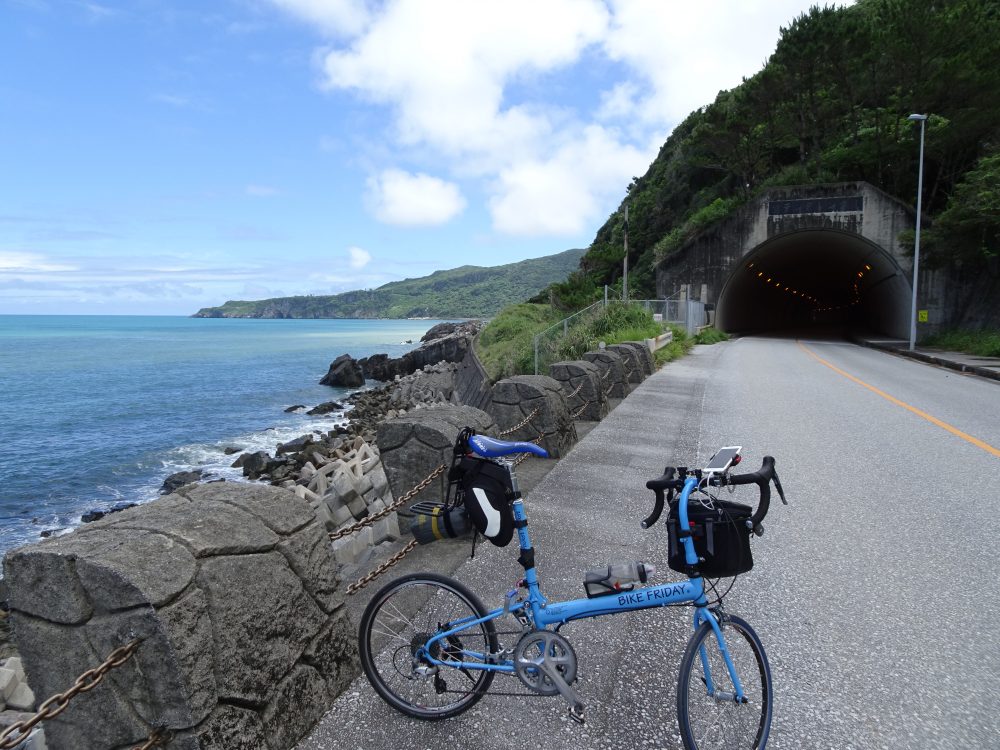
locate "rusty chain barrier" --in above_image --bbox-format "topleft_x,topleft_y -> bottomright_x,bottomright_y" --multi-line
329,464 -> 447,542
133,728 -> 173,750
0,639 -> 169,750
497,407 -> 540,437
571,402 -> 589,420
566,382 -> 584,400
345,540 -> 419,595
341,431 -> 546,593
511,436 -> 544,468
331,464 -> 445,595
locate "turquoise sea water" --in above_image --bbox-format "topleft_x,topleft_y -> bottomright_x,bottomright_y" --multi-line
0,316 -> 444,561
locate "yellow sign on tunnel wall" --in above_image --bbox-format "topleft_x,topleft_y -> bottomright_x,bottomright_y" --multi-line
918,310 -> 929,323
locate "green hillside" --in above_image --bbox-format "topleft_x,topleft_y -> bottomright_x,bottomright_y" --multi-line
192,248 -> 584,319
541,0 -> 1000,308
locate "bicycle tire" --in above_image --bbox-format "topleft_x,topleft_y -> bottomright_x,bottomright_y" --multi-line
676,614 -> 772,750
358,572 -> 498,720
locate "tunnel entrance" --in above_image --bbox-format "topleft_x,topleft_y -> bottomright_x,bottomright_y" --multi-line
715,230 -> 911,338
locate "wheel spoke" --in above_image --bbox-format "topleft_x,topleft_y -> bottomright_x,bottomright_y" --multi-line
359,575 -> 498,720
677,616 -> 771,750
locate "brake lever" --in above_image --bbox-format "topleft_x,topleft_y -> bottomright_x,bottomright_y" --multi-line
641,489 -> 665,529
772,469 -> 788,504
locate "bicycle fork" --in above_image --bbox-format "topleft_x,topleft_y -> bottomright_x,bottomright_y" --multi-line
695,608 -> 748,704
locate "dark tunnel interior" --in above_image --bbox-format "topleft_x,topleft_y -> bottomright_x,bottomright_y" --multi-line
715,230 -> 912,339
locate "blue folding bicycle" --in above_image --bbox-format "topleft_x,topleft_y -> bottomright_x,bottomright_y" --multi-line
359,429 -> 786,749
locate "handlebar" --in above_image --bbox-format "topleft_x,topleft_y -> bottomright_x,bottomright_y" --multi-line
644,456 -> 787,533
641,467 -> 675,529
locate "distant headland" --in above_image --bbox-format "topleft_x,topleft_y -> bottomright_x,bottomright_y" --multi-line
192,248 -> 584,320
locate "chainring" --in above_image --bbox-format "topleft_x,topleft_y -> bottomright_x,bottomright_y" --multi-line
513,630 -> 578,696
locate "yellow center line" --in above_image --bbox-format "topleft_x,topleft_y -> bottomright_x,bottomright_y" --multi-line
796,341 -> 1000,459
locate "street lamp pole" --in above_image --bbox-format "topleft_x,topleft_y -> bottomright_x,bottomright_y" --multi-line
907,113 -> 928,352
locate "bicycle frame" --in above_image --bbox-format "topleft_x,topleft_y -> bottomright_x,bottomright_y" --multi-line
420,472 -> 749,702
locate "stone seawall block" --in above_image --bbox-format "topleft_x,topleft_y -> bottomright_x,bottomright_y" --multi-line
2,483 -> 359,750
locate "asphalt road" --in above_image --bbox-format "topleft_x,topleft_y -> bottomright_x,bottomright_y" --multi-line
298,335 -> 1000,750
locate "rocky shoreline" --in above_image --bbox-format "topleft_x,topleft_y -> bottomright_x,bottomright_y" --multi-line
210,320 -> 483,489
0,320 -> 485,668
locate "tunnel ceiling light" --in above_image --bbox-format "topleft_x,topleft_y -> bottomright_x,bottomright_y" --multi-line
757,272 -> 763,277
865,264 -> 872,270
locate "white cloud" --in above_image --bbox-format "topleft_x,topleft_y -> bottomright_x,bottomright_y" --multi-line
245,184 -> 279,196
0,251 -> 76,272
347,246 -> 370,269
151,93 -> 192,108
490,126 -> 650,235
318,0 -> 608,160
269,0 -> 370,36
269,0 -> 840,237
366,169 -> 466,226
602,0 -> 838,125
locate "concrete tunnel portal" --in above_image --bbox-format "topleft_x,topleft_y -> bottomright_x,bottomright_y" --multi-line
715,229 -> 913,338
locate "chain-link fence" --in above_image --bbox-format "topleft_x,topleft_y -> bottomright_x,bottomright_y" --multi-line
632,296 -> 708,336
532,300 -> 606,375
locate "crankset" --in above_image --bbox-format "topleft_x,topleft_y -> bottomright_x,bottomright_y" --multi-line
513,630 -> 586,723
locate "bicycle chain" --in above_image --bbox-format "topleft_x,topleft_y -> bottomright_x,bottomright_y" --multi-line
329,464 -> 446,541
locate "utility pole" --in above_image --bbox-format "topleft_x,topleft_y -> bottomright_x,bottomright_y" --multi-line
622,205 -> 629,301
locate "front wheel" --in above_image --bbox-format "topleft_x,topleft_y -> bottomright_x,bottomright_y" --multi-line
677,614 -> 773,749
358,572 -> 498,720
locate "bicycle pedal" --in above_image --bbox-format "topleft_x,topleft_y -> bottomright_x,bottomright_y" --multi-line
569,704 -> 586,725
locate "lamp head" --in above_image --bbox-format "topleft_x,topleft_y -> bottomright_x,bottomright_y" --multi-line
907,113 -> 928,121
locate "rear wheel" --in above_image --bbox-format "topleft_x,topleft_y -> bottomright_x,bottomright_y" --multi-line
677,614 -> 772,749
358,572 -> 498,720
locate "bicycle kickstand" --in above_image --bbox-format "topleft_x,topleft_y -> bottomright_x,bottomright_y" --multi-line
536,659 -> 586,724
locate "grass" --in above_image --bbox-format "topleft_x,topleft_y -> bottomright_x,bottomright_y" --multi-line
475,303 -> 563,381
693,326 -> 729,345
924,329 -> 1000,357
654,323 -> 694,366
476,304 -> 734,382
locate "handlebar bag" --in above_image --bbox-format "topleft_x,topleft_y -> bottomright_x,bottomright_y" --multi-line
455,456 -> 516,547
667,499 -> 753,577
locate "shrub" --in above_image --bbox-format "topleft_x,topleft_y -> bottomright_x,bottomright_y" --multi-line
693,327 -> 729,344
924,329 -> 1000,357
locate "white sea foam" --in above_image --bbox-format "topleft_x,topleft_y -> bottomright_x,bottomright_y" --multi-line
157,410 -> 351,485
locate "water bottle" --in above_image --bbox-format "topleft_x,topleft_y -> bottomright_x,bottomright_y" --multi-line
584,561 -> 655,598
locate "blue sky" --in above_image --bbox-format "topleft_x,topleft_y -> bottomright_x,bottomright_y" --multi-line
1,0 -> 836,315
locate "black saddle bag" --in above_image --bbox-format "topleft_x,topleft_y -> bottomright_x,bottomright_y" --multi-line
667,499 -> 754,577
453,456 -> 516,547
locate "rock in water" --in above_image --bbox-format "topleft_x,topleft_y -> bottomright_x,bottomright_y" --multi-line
160,469 -> 204,494
307,401 -> 343,416
319,354 -> 365,388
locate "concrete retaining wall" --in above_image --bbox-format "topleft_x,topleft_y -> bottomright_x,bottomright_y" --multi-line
2,484 -> 357,750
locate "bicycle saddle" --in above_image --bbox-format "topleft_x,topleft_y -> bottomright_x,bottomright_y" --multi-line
469,434 -> 550,459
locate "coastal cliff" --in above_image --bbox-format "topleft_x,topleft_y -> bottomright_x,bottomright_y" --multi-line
192,248 -> 584,319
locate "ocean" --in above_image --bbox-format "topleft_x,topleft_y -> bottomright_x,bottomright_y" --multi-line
0,315 -> 446,563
